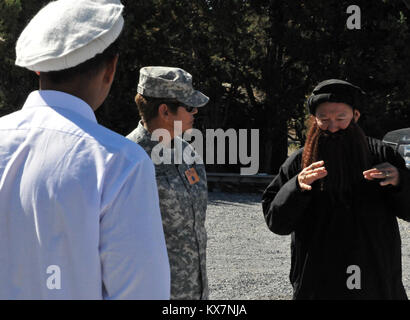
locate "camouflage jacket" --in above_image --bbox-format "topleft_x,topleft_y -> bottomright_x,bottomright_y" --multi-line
127,122 -> 208,300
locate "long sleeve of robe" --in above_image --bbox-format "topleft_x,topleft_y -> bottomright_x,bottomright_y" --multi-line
262,137 -> 410,300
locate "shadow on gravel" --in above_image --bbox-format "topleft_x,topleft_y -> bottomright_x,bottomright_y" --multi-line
208,191 -> 262,206
208,181 -> 271,195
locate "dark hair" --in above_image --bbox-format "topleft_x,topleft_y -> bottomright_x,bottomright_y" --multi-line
134,94 -> 181,123
40,36 -> 121,84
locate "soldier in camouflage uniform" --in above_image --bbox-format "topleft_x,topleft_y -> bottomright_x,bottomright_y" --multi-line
127,66 -> 209,300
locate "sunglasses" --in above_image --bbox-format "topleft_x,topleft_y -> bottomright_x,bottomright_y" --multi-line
164,101 -> 196,113
182,105 -> 196,113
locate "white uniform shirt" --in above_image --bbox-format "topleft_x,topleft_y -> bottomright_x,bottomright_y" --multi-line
0,90 -> 170,299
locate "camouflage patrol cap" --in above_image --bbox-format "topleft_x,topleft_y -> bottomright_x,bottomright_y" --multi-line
137,66 -> 209,108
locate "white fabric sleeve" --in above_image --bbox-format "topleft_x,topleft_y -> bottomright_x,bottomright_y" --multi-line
99,157 -> 170,299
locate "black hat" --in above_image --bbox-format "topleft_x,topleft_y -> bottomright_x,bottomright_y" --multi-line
307,79 -> 366,115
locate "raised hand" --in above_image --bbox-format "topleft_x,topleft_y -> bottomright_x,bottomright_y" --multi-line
363,162 -> 400,187
298,160 -> 328,191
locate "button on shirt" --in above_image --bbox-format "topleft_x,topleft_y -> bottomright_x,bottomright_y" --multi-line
0,90 -> 170,299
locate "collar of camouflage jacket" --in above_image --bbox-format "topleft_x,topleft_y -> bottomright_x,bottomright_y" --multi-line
133,121 -> 159,156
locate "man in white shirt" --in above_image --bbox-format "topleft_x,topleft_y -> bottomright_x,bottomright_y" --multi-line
0,0 -> 170,299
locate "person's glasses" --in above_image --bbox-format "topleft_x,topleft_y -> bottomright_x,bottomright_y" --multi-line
182,105 -> 195,113
163,101 -> 196,113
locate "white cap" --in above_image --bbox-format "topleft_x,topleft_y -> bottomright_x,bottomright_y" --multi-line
15,0 -> 124,72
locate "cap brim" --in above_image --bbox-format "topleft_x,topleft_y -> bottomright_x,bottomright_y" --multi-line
180,90 -> 209,108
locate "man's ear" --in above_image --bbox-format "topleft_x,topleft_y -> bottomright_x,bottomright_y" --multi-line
157,103 -> 169,120
353,109 -> 361,122
103,54 -> 119,84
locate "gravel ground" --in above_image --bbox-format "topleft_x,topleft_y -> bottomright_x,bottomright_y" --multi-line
206,191 -> 410,300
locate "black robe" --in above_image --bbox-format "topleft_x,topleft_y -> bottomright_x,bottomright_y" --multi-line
262,137 -> 410,300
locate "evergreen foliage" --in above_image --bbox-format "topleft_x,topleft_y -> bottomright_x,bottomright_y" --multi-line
1,0 -> 409,173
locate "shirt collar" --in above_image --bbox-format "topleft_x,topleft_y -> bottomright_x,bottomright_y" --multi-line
135,121 -> 180,153
134,121 -> 159,153
22,90 -> 97,123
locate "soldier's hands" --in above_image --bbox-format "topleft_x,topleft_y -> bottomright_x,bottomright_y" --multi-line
298,160 -> 328,191
363,162 -> 400,187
